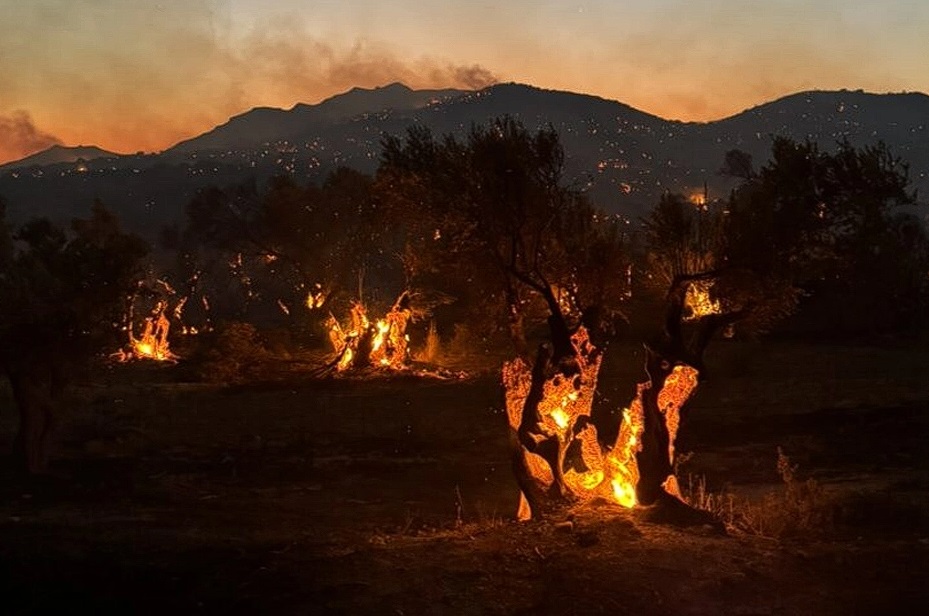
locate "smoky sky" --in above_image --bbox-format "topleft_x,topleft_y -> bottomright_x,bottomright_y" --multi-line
0,0 -> 925,163
0,1 -> 497,161
0,111 -> 62,164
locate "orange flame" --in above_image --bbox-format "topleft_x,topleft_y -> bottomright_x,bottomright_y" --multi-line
683,281 -> 721,320
306,284 -> 327,310
504,329 -> 700,518
505,328 -> 644,514
329,299 -> 411,371
118,301 -> 177,362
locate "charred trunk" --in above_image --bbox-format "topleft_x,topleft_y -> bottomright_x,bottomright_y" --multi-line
539,285 -> 574,365
352,327 -> 376,369
8,370 -> 60,475
634,348 -> 675,506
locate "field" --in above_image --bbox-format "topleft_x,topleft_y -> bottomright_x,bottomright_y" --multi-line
1,340 -> 928,615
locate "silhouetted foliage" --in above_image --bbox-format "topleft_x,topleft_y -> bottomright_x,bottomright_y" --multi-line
0,200 -> 148,472
718,149 -> 755,180
726,138 -> 924,336
630,137 -> 925,506
378,116 -> 630,357
176,169 -> 396,327
189,321 -> 272,384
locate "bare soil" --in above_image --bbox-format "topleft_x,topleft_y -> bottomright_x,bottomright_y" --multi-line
1,340 -> 928,615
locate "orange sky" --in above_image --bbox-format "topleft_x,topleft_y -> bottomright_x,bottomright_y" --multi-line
1,0 -> 927,164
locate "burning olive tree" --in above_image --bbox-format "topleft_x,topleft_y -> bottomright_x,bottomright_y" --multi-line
626,136 -> 923,513
379,123 -> 924,521
379,118 -> 633,518
0,200 -> 148,473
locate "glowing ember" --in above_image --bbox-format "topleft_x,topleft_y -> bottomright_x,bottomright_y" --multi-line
503,327 -> 702,518
306,283 -> 327,310
683,280 -> 721,320
506,327 -> 647,516
117,301 -> 177,362
658,365 -> 699,463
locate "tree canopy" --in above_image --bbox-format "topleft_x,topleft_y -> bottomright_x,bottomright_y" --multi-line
1,199 -> 148,472
377,116 -> 630,356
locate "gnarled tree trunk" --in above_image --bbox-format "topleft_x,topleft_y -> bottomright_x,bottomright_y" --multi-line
6,361 -> 65,475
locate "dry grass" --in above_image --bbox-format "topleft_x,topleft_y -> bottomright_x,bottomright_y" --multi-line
683,448 -> 835,539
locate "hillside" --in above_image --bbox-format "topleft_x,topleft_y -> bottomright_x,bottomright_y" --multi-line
0,144 -> 121,171
1,84 -> 926,236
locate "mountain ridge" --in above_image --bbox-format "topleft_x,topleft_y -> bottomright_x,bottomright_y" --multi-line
0,144 -> 122,171
0,82 -> 926,237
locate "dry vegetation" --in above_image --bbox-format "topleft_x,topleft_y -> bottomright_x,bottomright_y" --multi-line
1,339 -> 928,614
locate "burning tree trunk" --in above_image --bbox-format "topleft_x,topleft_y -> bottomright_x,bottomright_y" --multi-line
504,275 -> 741,521
328,292 -> 413,372
632,275 -> 746,509
633,348 -> 699,506
505,325 -> 647,519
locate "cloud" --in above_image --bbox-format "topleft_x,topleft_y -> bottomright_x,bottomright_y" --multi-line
0,111 -> 62,164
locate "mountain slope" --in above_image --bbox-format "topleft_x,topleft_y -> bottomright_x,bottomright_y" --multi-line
1,84 -> 926,238
168,82 -> 466,155
0,144 -> 121,171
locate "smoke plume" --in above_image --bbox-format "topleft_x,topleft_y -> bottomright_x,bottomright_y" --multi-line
0,111 -> 62,165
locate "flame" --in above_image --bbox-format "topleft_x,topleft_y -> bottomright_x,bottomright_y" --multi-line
658,365 -> 699,462
503,328 -> 701,518
550,408 -> 570,430
121,301 -> 177,362
683,280 -> 721,320
689,191 -> 706,207
306,283 -> 327,310
506,327 -> 645,512
606,402 -> 644,508
329,298 -> 411,371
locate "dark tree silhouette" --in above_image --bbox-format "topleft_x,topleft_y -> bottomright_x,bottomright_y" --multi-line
178,169 -> 395,324
718,149 -> 755,180
0,200 -> 148,473
725,138 -> 923,335
378,116 -> 630,357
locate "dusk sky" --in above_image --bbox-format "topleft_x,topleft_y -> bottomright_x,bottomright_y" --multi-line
1,0 -> 926,164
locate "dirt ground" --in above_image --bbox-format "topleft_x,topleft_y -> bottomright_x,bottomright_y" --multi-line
1,340 -> 928,615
